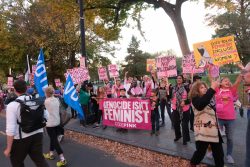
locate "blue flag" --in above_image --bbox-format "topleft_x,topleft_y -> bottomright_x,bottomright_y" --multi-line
34,49 -> 48,97
64,75 -> 84,120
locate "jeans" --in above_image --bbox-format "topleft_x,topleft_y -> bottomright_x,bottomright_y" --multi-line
218,119 -> 235,156
246,108 -> 250,167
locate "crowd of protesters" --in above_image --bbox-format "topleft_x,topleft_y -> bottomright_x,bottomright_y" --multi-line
1,62 -> 250,167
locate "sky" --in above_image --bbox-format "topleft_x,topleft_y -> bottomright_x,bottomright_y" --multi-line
110,1 -> 215,63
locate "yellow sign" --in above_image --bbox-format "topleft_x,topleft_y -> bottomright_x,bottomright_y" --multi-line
146,59 -> 156,72
193,36 -> 240,67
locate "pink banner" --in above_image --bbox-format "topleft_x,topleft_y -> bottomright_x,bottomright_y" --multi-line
98,67 -> 108,80
100,98 -> 152,130
182,53 -> 204,74
156,55 -> 177,78
108,64 -> 119,78
54,79 -> 61,87
64,67 -> 90,84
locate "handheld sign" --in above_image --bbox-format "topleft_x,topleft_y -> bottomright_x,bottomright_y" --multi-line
108,64 -> 119,78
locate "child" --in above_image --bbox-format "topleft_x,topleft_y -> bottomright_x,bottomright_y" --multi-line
150,89 -> 160,136
189,81 -> 224,167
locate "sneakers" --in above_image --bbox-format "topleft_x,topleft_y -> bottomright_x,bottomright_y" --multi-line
56,160 -> 67,167
92,123 -> 100,128
43,153 -> 55,160
58,135 -> 64,143
206,151 -> 213,159
226,155 -> 235,164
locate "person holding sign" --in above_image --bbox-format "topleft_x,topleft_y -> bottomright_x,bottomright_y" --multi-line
169,75 -> 191,145
211,69 -> 243,164
189,80 -> 224,167
103,79 -> 112,98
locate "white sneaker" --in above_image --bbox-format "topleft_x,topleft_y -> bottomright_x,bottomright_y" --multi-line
220,129 -> 226,136
226,155 -> 235,164
206,151 -> 213,159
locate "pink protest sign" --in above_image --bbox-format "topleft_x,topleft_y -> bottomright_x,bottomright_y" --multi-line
65,67 -> 90,84
80,57 -> 85,68
156,55 -> 177,78
108,64 -> 119,78
182,53 -> 204,74
209,65 -> 220,78
100,98 -> 152,130
7,77 -> 13,87
54,79 -> 61,87
98,67 -> 108,80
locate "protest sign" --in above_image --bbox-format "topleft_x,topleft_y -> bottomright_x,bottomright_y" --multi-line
7,77 -> 13,87
156,55 -> 177,78
65,67 -> 90,84
80,57 -> 85,68
146,59 -> 156,72
182,53 -> 204,74
100,98 -> 152,130
108,64 -> 119,78
193,36 -> 240,67
54,79 -> 61,87
98,67 -> 108,80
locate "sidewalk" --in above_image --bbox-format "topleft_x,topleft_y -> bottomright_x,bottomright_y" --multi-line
65,110 -> 247,167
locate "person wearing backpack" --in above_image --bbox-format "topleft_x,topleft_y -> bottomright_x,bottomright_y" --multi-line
4,79 -> 49,167
43,86 -> 67,167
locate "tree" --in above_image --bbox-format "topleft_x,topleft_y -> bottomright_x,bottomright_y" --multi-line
0,0 -> 116,82
205,0 -> 250,65
122,36 -> 153,77
83,0 -> 191,56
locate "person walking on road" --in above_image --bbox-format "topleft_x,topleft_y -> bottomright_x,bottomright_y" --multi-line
4,80 -> 49,167
43,86 -> 67,167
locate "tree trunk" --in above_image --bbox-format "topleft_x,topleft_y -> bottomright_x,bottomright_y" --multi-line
169,11 -> 190,56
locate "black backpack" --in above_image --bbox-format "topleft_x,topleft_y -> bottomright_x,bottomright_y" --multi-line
15,97 -> 47,138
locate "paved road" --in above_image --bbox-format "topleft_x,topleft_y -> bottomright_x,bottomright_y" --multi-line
0,123 -> 131,167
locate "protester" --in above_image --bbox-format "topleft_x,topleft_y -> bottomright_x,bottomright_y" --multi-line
170,75 -> 191,145
116,88 -> 128,133
112,78 -> 124,98
103,79 -> 112,98
150,89 -> 160,136
158,78 -> 168,127
43,86 -> 67,167
79,83 -> 90,126
92,86 -> 106,128
189,80 -> 224,167
128,80 -> 143,97
4,80 -> 49,167
124,71 -> 133,97
0,89 -> 4,112
190,75 -> 202,131
213,73 -> 242,164
243,62 -> 250,167
143,71 -> 157,98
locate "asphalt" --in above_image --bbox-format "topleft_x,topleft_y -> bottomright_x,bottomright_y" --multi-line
0,116 -> 132,167
65,108 -> 248,167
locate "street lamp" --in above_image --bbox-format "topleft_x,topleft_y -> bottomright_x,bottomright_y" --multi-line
78,0 -> 87,64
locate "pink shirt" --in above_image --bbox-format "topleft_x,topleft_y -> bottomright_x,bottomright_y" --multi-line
112,84 -> 124,98
215,87 -> 237,120
131,87 -> 143,96
171,88 -> 190,112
